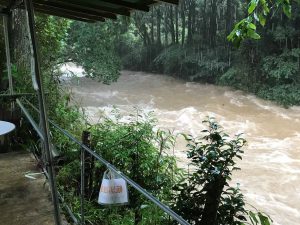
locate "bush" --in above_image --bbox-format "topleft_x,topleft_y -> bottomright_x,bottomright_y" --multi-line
172,117 -> 272,225
257,84 -> 300,107
218,68 -> 243,88
57,110 -> 181,225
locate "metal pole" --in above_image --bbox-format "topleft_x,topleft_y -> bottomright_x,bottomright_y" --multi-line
24,1 -> 62,225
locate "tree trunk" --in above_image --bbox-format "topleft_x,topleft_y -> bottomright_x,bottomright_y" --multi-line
11,9 -> 30,69
151,8 -> 154,44
225,0 -> 233,35
209,0 -> 217,48
157,8 -> 162,46
181,0 -> 186,45
175,6 -> 179,44
164,6 -> 168,46
202,0 -> 207,47
170,6 -> 176,44
200,176 -> 226,225
187,0 -> 194,45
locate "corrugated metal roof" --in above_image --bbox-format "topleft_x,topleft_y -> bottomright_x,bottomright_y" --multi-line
0,0 -> 179,22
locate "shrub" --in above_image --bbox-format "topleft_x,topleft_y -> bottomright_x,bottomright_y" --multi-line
172,117 -> 272,225
257,84 -> 300,107
57,110 -> 181,225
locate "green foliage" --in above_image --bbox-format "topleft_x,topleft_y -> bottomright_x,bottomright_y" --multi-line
172,118 -> 272,225
153,45 -> 229,82
228,0 -> 295,46
57,110 -> 181,224
189,59 -> 229,83
66,21 -> 121,84
257,84 -> 300,107
228,17 -> 261,47
262,49 -> 300,83
60,191 -> 135,225
59,0 -> 300,107
121,42 -> 145,70
247,210 -> 272,225
154,45 -> 185,74
218,68 -> 242,88
51,99 -> 86,159
173,118 -> 247,224
218,186 -> 246,225
35,15 -> 70,70
89,111 -> 177,188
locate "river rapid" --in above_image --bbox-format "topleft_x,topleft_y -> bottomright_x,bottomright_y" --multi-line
64,70 -> 300,225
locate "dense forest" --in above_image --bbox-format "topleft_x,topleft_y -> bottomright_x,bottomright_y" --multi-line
67,0 -> 300,107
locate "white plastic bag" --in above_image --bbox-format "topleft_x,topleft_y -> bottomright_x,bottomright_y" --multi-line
98,169 -> 129,205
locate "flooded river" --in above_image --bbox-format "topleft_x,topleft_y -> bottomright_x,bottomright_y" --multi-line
65,70 -> 300,225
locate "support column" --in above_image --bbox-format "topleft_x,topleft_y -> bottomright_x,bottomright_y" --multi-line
23,1 -> 62,225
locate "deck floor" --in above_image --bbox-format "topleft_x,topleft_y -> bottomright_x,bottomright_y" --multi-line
0,151 -> 55,225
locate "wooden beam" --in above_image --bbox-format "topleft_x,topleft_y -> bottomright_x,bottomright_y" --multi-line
34,0 -> 117,19
35,7 -> 97,22
37,0 -> 131,16
33,4 -> 105,21
159,0 -> 179,4
97,0 -> 151,12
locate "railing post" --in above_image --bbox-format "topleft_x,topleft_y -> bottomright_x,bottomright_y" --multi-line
81,131 -> 90,225
24,1 -> 62,225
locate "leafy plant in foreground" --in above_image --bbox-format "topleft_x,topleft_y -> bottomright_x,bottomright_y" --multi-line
57,110 -> 181,225
173,117 -> 272,225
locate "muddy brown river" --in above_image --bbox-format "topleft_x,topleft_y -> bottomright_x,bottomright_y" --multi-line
64,70 -> 300,225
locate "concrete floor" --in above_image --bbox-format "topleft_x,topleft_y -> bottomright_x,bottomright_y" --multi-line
0,151 -> 55,225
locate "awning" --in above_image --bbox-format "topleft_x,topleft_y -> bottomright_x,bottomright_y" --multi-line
0,0 -> 179,22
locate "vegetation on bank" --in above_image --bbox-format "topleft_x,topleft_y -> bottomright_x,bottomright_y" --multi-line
54,108 -> 272,225
65,1 -> 300,107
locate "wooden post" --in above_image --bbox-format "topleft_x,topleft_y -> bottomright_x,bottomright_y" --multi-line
80,130 -> 91,225
81,131 -> 94,198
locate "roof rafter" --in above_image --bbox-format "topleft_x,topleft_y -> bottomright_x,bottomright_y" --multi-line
97,0 -> 151,12
34,0 -> 117,19
159,0 -> 179,4
35,7 -> 97,23
40,0 -> 131,17
0,0 -> 179,22
33,4 -> 105,21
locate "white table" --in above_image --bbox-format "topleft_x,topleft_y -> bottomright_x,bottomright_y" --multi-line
0,120 -> 16,136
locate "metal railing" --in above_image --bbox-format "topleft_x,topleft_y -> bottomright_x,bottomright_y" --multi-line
16,98 -> 190,225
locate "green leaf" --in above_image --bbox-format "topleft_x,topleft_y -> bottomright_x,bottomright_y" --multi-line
248,23 -> 256,30
258,14 -> 266,26
249,211 -> 259,224
248,0 -> 258,14
283,3 -> 292,18
258,212 -> 271,225
247,30 -> 261,40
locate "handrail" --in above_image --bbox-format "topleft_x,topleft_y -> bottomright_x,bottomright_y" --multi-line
18,98 -> 191,225
16,99 -> 44,140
